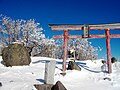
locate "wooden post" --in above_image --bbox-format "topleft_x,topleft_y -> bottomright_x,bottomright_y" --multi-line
63,30 -> 68,72
105,29 -> 112,73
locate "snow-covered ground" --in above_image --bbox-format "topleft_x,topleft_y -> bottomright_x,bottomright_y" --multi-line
0,56 -> 120,90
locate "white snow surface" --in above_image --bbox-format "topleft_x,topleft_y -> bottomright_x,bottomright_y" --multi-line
0,56 -> 120,90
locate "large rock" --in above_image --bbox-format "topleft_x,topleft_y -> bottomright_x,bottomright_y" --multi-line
0,46 -> 4,56
34,84 -> 53,90
67,61 -> 81,71
34,81 -> 67,90
0,82 -> 2,87
2,43 -> 31,67
51,81 -> 67,90
111,57 -> 117,63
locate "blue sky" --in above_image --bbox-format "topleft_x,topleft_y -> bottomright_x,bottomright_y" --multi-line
0,0 -> 120,59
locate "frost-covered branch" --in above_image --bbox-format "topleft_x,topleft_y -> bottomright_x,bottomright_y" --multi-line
0,15 -> 44,46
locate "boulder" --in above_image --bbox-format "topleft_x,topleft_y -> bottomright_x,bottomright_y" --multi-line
0,82 -> 2,87
2,43 -> 31,67
67,61 -> 81,71
101,60 -> 106,64
51,81 -> 67,90
0,47 -> 3,56
111,57 -> 117,63
34,84 -> 53,90
34,81 -> 67,90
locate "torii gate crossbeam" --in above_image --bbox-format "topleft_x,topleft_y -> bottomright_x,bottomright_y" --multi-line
49,23 -> 120,74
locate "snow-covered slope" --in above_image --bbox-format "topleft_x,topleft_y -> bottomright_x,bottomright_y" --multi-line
0,56 -> 120,90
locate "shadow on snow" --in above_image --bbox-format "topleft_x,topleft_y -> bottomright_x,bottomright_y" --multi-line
36,79 -> 45,83
76,61 -> 101,73
32,59 -> 63,65
32,59 -> 101,73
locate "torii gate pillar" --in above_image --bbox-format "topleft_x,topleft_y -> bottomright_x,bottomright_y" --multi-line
63,30 -> 68,72
105,29 -> 112,73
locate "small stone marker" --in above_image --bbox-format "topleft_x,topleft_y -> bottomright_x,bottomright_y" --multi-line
44,60 -> 56,84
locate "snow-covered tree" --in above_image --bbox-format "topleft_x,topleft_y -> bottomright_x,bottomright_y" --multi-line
40,38 -> 99,60
53,39 -> 64,59
21,19 -> 44,46
36,38 -> 56,57
31,38 -> 64,58
0,15 -> 44,46
37,38 -> 99,60
67,38 -> 99,60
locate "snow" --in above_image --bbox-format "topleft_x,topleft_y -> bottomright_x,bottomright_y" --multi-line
0,56 -> 120,90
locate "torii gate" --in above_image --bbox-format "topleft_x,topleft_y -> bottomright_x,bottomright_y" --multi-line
49,23 -> 120,74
